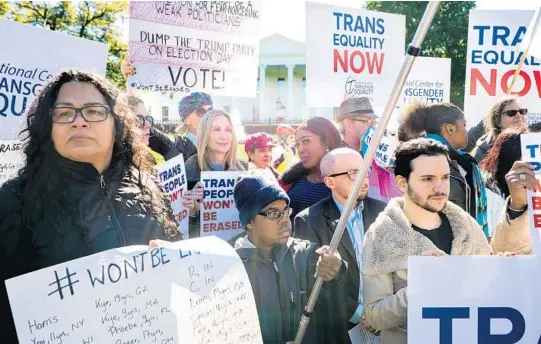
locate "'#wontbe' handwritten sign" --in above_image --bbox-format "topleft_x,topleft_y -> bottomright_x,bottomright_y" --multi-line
6,237 -> 262,344
157,154 -> 189,238
521,132 -> 541,255
200,171 -> 245,241
0,140 -> 24,186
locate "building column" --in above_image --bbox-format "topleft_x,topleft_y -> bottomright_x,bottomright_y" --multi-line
287,64 -> 295,118
259,65 -> 266,121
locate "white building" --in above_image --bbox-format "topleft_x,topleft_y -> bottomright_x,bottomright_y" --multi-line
138,34 -> 337,130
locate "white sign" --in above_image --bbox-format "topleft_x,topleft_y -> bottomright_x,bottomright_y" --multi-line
157,154 -> 189,238
408,256 -> 541,343
399,56 -> 451,107
361,127 -> 398,169
0,19 -> 108,140
305,2 -> 405,108
129,1 -> 261,97
0,140 -> 24,186
521,132 -> 541,255
464,10 -> 541,128
7,237 -> 263,344
200,171 -> 245,241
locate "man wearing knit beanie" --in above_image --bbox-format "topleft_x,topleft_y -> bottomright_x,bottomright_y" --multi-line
233,175 -> 349,344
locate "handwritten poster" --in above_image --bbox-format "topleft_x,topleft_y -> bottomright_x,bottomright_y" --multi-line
6,237 -> 263,344
200,171 -> 245,241
129,1 -> 261,97
521,132 -> 541,255
305,2 -> 405,108
157,154 -> 189,238
464,10 -> 541,128
409,256 -> 541,343
0,19 -> 107,140
0,139 -> 24,186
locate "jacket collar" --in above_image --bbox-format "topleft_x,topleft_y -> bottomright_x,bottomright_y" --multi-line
236,235 -> 294,266
323,196 -> 356,261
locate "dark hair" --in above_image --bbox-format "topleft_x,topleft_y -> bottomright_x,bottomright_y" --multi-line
486,95 -> 521,138
480,127 -> 526,197
296,116 -> 342,150
394,138 -> 450,180
19,69 -> 179,238
398,100 -> 464,141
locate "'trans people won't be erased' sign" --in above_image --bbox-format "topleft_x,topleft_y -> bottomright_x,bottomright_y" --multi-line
6,237 -> 263,344
158,154 -> 189,238
520,132 -> 541,255
200,171 -> 244,241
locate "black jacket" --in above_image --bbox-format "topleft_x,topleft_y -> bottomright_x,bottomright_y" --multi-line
148,127 -> 197,162
236,236 -> 349,344
449,149 -> 478,220
293,196 -> 386,344
0,152 -> 180,343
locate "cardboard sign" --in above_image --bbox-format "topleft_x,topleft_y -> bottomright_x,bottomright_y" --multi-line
129,1 -> 261,97
6,237 -> 263,344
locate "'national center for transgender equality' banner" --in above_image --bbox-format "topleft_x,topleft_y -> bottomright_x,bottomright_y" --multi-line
0,19 -> 108,140
305,2 -> 405,108
464,10 -> 541,128
409,256 -> 541,343
129,1 -> 261,98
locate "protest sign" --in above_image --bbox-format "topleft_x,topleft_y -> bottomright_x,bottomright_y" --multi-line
0,19 -> 108,140
200,171 -> 245,241
409,256 -> 541,343
464,10 -> 541,128
521,132 -> 541,255
129,1 -> 261,97
305,2 -> 405,108
398,56 -> 451,107
0,140 -> 24,186
157,154 -> 189,238
6,236 -> 263,344
361,126 -> 398,170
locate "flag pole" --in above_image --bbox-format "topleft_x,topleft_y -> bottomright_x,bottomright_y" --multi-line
507,8 -> 541,95
293,2 -> 441,343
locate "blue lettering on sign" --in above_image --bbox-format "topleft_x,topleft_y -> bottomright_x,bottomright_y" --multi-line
422,307 -> 534,344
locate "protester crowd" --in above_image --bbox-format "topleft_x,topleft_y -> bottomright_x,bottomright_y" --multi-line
0,59 -> 536,344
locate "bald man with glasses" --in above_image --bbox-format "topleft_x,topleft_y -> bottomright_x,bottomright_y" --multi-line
294,147 -> 386,344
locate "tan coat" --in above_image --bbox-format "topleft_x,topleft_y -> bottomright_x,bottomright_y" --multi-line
361,198 -> 491,344
490,197 -> 532,255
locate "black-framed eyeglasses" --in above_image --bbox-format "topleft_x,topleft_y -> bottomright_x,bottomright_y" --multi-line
501,109 -> 528,117
258,207 -> 292,220
51,105 -> 109,123
136,114 -> 154,128
328,169 -> 359,181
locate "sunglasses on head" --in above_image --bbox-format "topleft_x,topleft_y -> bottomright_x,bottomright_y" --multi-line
136,115 -> 154,128
195,107 -> 212,117
501,109 -> 528,117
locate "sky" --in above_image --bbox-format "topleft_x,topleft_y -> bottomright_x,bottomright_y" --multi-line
121,0 -> 539,42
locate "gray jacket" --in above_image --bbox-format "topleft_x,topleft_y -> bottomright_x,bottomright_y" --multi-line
235,236 -> 349,344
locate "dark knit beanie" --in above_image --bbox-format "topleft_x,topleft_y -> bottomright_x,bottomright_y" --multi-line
234,176 -> 290,228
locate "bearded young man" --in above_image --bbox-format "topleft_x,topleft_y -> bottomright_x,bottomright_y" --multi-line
361,138 -> 491,344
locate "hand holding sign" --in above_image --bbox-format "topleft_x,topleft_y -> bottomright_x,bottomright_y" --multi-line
121,57 -> 136,80
182,182 -> 204,216
505,161 -> 536,210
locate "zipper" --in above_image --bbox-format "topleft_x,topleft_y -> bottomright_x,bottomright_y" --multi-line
100,175 -> 128,245
273,259 -> 287,341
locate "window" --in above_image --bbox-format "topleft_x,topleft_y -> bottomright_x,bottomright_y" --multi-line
162,106 -> 169,122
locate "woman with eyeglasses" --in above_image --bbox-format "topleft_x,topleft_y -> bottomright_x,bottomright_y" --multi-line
472,96 -> 528,163
398,100 -> 489,237
0,70 -> 181,343
121,58 -> 211,162
182,110 -> 248,238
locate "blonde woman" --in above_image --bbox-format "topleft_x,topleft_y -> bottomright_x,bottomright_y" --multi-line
182,110 -> 248,238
